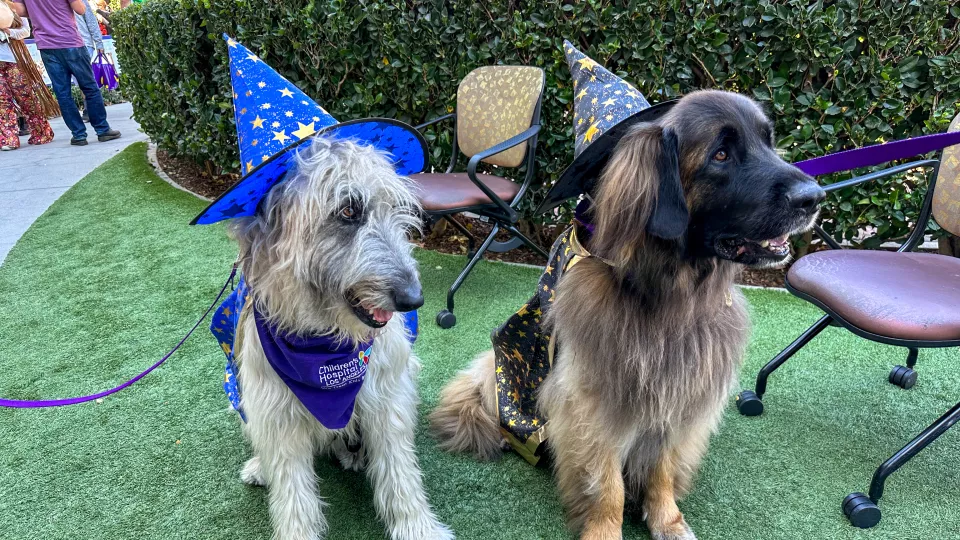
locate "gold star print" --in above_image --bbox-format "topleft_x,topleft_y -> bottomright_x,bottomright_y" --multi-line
292,122 -> 316,139
251,116 -> 264,129
584,123 -> 601,143
285,111 -> 293,118
220,343 -> 231,355
227,38 -> 238,48
496,366 -> 503,374
240,107 -> 247,114
606,114 -> 614,121
516,304 -> 529,316
533,308 -> 542,317
545,265 -> 554,275
223,307 -> 233,317
262,155 -> 269,162
257,81 -> 266,89
271,121 -> 280,129
577,57 -> 598,70
279,88 -> 294,98
589,115 -> 595,123
577,118 -> 584,125
543,285 -> 549,291
532,419 -> 540,426
626,104 -> 633,109
245,90 -> 252,97
602,98 -> 616,106
508,419 -> 516,427
517,330 -> 527,338
246,161 -> 253,172
512,389 -> 521,403
213,327 -> 224,334
262,103 -> 271,110
576,88 -> 588,100
591,97 -> 598,105
251,139 -> 258,146
246,53 -> 260,63
512,349 -> 524,362
590,75 -> 597,82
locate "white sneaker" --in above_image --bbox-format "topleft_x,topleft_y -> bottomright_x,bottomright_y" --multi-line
1,146 -> 15,151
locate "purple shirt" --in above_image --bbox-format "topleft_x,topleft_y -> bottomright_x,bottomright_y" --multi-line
13,0 -> 83,49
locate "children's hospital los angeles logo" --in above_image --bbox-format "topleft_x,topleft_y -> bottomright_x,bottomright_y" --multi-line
316,347 -> 372,390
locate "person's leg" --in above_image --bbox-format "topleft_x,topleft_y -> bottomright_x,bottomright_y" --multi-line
63,47 -> 112,135
0,63 -> 21,148
4,62 -> 54,145
39,49 -> 87,140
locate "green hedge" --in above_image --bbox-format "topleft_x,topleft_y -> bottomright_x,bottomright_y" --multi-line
113,0 -> 960,245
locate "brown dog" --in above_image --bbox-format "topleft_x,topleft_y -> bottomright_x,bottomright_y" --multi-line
429,90 -> 824,539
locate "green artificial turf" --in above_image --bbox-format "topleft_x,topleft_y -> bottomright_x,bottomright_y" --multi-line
1,143 -> 959,539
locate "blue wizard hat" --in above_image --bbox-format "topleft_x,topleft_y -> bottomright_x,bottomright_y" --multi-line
536,40 -> 676,214
192,35 -> 428,225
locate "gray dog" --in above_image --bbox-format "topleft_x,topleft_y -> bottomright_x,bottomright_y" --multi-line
228,137 -> 453,540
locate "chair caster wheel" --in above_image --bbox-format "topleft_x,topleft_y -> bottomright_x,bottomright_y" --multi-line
842,492 -> 881,528
436,310 -> 457,329
889,365 -> 917,389
735,390 -> 764,416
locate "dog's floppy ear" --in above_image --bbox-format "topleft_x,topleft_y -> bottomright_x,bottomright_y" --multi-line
646,127 -> 688,240
591,124 -> 688,267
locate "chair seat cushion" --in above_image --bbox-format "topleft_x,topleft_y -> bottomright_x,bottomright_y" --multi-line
409,173 -> 520,212
787,250 -> 960,342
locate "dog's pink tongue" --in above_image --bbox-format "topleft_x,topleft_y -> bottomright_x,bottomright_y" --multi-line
372,308 -> 393,324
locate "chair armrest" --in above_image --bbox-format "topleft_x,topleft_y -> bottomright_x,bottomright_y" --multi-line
415,113 -> 456,131
815,159 -> 940,252
466,125 -> 542,222
822,159 -> 938,193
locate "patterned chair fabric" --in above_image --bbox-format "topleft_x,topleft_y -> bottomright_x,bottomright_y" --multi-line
455,66 -> 545,168
932,113 -> 960,237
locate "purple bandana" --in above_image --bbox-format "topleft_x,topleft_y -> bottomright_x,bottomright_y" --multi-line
254,309 -> 373,429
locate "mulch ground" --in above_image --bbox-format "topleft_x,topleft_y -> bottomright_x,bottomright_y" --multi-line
156,149 -> 238,200
161,151 -> 791,287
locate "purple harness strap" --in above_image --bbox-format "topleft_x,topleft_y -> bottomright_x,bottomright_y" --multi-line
0,266 -> 238,409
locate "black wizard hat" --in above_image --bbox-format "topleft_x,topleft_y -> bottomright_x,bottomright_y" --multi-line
535,40 -> 676,214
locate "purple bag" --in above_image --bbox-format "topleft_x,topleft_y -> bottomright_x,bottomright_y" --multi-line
91,51 -> 118,90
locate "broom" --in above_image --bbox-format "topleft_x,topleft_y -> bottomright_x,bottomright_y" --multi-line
2,0 -> 60,118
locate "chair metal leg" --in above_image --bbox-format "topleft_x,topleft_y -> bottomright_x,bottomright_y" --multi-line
501,224 -> 548,258
736,314 -> 832,416
436,224 -> 500,329
843,401 -> 960,528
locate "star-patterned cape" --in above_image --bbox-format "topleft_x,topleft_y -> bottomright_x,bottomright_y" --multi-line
493,222 -> 591,466
211,276 -> 249,420
535,40 -> 675,215
192,35 -> 428,225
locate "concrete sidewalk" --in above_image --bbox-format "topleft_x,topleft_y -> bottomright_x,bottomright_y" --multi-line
0,102 -> 146,264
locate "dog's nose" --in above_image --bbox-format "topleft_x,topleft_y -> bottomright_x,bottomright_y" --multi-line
786,181 -> 825,212
391,282 -> 424,312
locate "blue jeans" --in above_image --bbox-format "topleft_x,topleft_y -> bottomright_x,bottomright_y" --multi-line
39,47 -> 111,139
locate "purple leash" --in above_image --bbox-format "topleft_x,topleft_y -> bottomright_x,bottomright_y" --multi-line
0,265 -> 238,408
794,130 -> 960,176
2,132 -> 959,409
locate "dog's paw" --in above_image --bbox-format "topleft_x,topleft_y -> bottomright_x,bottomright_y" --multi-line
649,522 -> 696,540
240,456 -> 267,486
330,437 -> 366,472
388,519 -> 455,540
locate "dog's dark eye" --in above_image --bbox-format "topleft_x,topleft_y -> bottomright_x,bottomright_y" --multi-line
713,149 -> 728,162
339,203 -> 361,222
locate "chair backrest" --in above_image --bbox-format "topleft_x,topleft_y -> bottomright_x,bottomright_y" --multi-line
932,113 -> 960,236
455,66 -> 545,168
